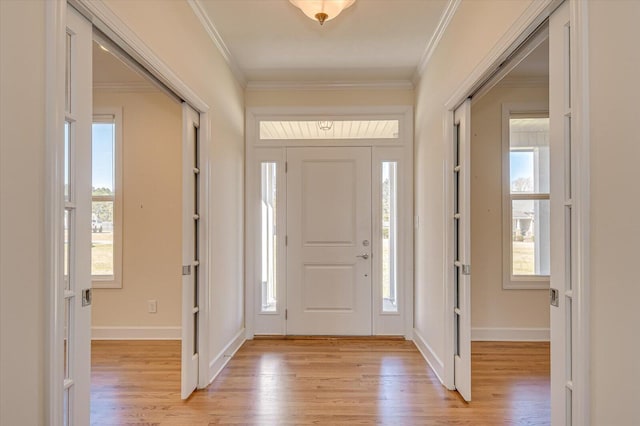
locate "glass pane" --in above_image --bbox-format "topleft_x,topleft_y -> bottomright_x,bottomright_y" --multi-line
92,201 -> 114,276
261,163 -> 277,312
509,117 -> 550,194
65,31 -> 71,113
63,387 -> 70,426
382,162 -> 398,312
260,120 -> 399,140
64,299 -> 70,379
64,121 -> 71,201
64,209 -> 71,290
511,199 -> 550,276
92,122 -> 115,195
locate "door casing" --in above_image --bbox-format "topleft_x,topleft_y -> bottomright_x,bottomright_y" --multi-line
245,106 -> 414,339
46,1 -> 213,423
440,1 -> 590,423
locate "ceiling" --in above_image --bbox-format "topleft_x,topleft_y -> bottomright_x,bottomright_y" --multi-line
196,0 -> 450,84
93,41 -> 151,87
508,39 -> 549,80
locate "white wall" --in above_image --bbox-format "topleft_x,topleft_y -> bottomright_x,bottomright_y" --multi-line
101,0 -> 246,370
92,90 -> 182,333
0,2 -> 46,424
413,0 -> 535,379
588,1 -> 640,424
470,83 -> 549,336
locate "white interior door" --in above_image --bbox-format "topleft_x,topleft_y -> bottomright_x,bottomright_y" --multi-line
181,103 -> 200,399
286,147 -> 372,335
453,99 -> 472,402
63,6 -> 93,425
549,2 -> 573,424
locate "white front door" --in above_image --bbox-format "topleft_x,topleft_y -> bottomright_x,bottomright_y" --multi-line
286,147 -> 372,335
453,100 -> 472,402
181,103 -> 200,399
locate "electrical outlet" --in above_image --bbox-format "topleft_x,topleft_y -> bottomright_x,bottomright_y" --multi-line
148,299 -> 157,313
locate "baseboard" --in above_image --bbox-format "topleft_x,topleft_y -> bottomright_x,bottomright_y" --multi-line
471,327 -> 550,342
207,327 -> 246,386
412,328 -> 445,385
91,326 -> 181,340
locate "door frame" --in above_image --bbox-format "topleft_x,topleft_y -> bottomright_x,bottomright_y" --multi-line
45,0 -> 213,422
441,0 -> 590,423
245,106 -> 414,339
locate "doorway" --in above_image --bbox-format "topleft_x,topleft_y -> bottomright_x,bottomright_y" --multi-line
245,108 -> 414,338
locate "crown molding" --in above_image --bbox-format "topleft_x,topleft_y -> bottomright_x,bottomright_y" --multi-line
246,79 -> 414,92
187,0 -> 247,87
412,0 -> 461,84
93,81 -> 157,92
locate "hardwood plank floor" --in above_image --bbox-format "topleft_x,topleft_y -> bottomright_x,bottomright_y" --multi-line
91,339 -> 549,425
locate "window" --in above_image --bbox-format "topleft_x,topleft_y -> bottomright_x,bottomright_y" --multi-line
92,110 -> 122,288
382,162 -> 398,312
259,120 -> 399,140
503,109 -> 550,289
261,162 -> 277,312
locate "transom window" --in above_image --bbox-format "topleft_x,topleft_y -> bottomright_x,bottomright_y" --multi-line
259,120 -> 399,140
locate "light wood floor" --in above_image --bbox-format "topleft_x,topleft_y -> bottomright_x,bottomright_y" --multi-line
91,339 -> 550,425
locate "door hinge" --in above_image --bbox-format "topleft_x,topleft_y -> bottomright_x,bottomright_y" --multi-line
285,309 -> 288,320
285,235 -> 288,246
285,161 -> 288,173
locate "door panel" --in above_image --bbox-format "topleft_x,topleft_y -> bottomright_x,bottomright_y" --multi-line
286,147 -> 372,335
549,2 -> 572,424
453,100 -> 471,402
181,103 -> 200,399
64,6 -> 92,425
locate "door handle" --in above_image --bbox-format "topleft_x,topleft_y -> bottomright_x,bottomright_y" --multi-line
356,254 -> 369,260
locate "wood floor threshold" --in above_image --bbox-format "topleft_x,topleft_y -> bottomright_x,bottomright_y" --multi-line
253,334 -> 406,340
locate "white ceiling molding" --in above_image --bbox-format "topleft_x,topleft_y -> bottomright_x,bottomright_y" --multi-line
412,0 -> 461,84
246,80 -> 414,92
187,0 -> 247,87
93,82 -> 157,93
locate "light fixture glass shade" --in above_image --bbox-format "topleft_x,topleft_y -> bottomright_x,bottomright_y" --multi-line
289,0 -> 356,25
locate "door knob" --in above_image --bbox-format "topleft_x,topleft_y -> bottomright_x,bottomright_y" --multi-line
356,254 -> 369,260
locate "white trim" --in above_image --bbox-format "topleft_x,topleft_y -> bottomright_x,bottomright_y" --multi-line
45,1 -> 66,425
570,1 -> 590,424
444,0 -> 560,110
197,111 -> 212,389
246,80 -> 414,91
412,0 -> 461,83
208,328 -> 246,385
471,327 -> 550,342
187,0 -> 246,87
71,0 -> 209,113
91,326 -> 181,340
93,81 -> 156,92
412,328 -> 447,387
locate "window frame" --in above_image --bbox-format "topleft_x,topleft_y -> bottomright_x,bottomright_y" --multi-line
91,107 -> 123,288
502,103 -> 550,290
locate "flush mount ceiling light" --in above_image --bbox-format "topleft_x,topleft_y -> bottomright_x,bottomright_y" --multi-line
318,121 -> 334,131
289,0 -> 356,26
